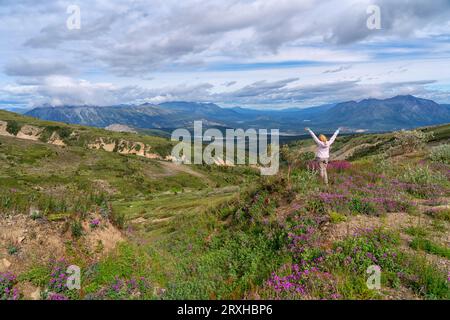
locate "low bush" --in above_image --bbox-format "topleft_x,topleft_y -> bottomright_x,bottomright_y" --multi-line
410,237 -> 450,259
401,165 -> 438,185
391,130 -> 432,154
71,221 -> 84,238
329,211 -> 347,223
348,198 -> 377,215
6,120 -> 21,135
0,272 -> 20,300
430,144 -> 450,164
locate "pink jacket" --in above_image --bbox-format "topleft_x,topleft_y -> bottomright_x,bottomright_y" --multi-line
307,128 -> 340,159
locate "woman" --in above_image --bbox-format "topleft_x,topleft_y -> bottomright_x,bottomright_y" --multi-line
305,127 -> 341,185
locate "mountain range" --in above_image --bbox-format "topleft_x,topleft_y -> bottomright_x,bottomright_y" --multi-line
24,95 -> 450,133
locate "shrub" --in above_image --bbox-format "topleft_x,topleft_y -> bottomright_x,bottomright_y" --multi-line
299,151 -> 316,163
423,208 -> 450,222
317,193 -> 348,212
71,220 -> 84,238
57,127 -> 72,139
305,198 -> 326,214
110,209 -> 125,229
400,165 -> 447,186
329,212 -> 347,223
391,130 -> 432,154
291,169 -> 318,193
430,144 -> 450,164
400,255 -> 449,299
39,126 -> 73,143
6,120 -> 21,136
348,198 -> 377,215
410,238 -> 450,259
7,245 -> 19,255
329,229 -> 409,298
18,265 -> 51,287
39,258 -> 79,300
0,272 -> 20,300
281,147 -> 314,186
348,143 -> 384,161
404,226 -> 428,238
328,229 -> 401,275
39,127 -> 54,142
30,208 -> 43,220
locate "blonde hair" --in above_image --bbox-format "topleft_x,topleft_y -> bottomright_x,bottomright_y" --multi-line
319,134 -> 328,142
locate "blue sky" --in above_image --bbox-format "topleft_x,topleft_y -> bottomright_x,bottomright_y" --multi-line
1,0 -> 450,109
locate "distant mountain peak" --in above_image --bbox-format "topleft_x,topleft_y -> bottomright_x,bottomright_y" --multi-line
386,95 -> 437,104
24,96 -> 450,133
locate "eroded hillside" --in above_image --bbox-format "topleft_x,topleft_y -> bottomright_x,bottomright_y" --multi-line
0,110 -> 175,160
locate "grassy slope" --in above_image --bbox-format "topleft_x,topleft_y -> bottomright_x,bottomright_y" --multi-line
0,110 -> 262,298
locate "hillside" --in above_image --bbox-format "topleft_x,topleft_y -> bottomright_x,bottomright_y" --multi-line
0,113 -> 449,300
316,95 -> 450,131
0,110 -> 175,159
23,95 -> 450,133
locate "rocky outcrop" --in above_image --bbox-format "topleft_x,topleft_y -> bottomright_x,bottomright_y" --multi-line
0,120 -> 165,161
47,132 -> 66,146
0,121 -> 67,146
87,138 -> 161,159
0,120 -> 15,137
88,137 -> 116,152
15,125 -> 43,141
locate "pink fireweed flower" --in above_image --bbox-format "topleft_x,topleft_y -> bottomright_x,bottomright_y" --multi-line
90,218 -> 100,229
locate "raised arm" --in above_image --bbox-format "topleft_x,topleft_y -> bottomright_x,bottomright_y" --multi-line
329,128 -> 341,145
305,128 -> 325,146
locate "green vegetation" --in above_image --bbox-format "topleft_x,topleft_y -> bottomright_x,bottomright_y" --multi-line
430,144 -> 450,164
6,120 -> 22,135
424,208 -> 450,222
401,255 -> 449,299
0,109 -> 175,157
0,111 -> 449,300
7,245 -> 19,255
404,226 -> 428,238
410,237 -> 450,259
329,211 -> 347,223
71,221 -> 84,238
401,165 -> 447,186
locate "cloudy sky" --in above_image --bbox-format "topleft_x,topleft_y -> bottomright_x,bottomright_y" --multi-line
1,0 -> 450,109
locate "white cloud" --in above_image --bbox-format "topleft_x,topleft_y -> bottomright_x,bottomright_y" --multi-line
4,58 -> 73,77
0,0 -> 450,108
